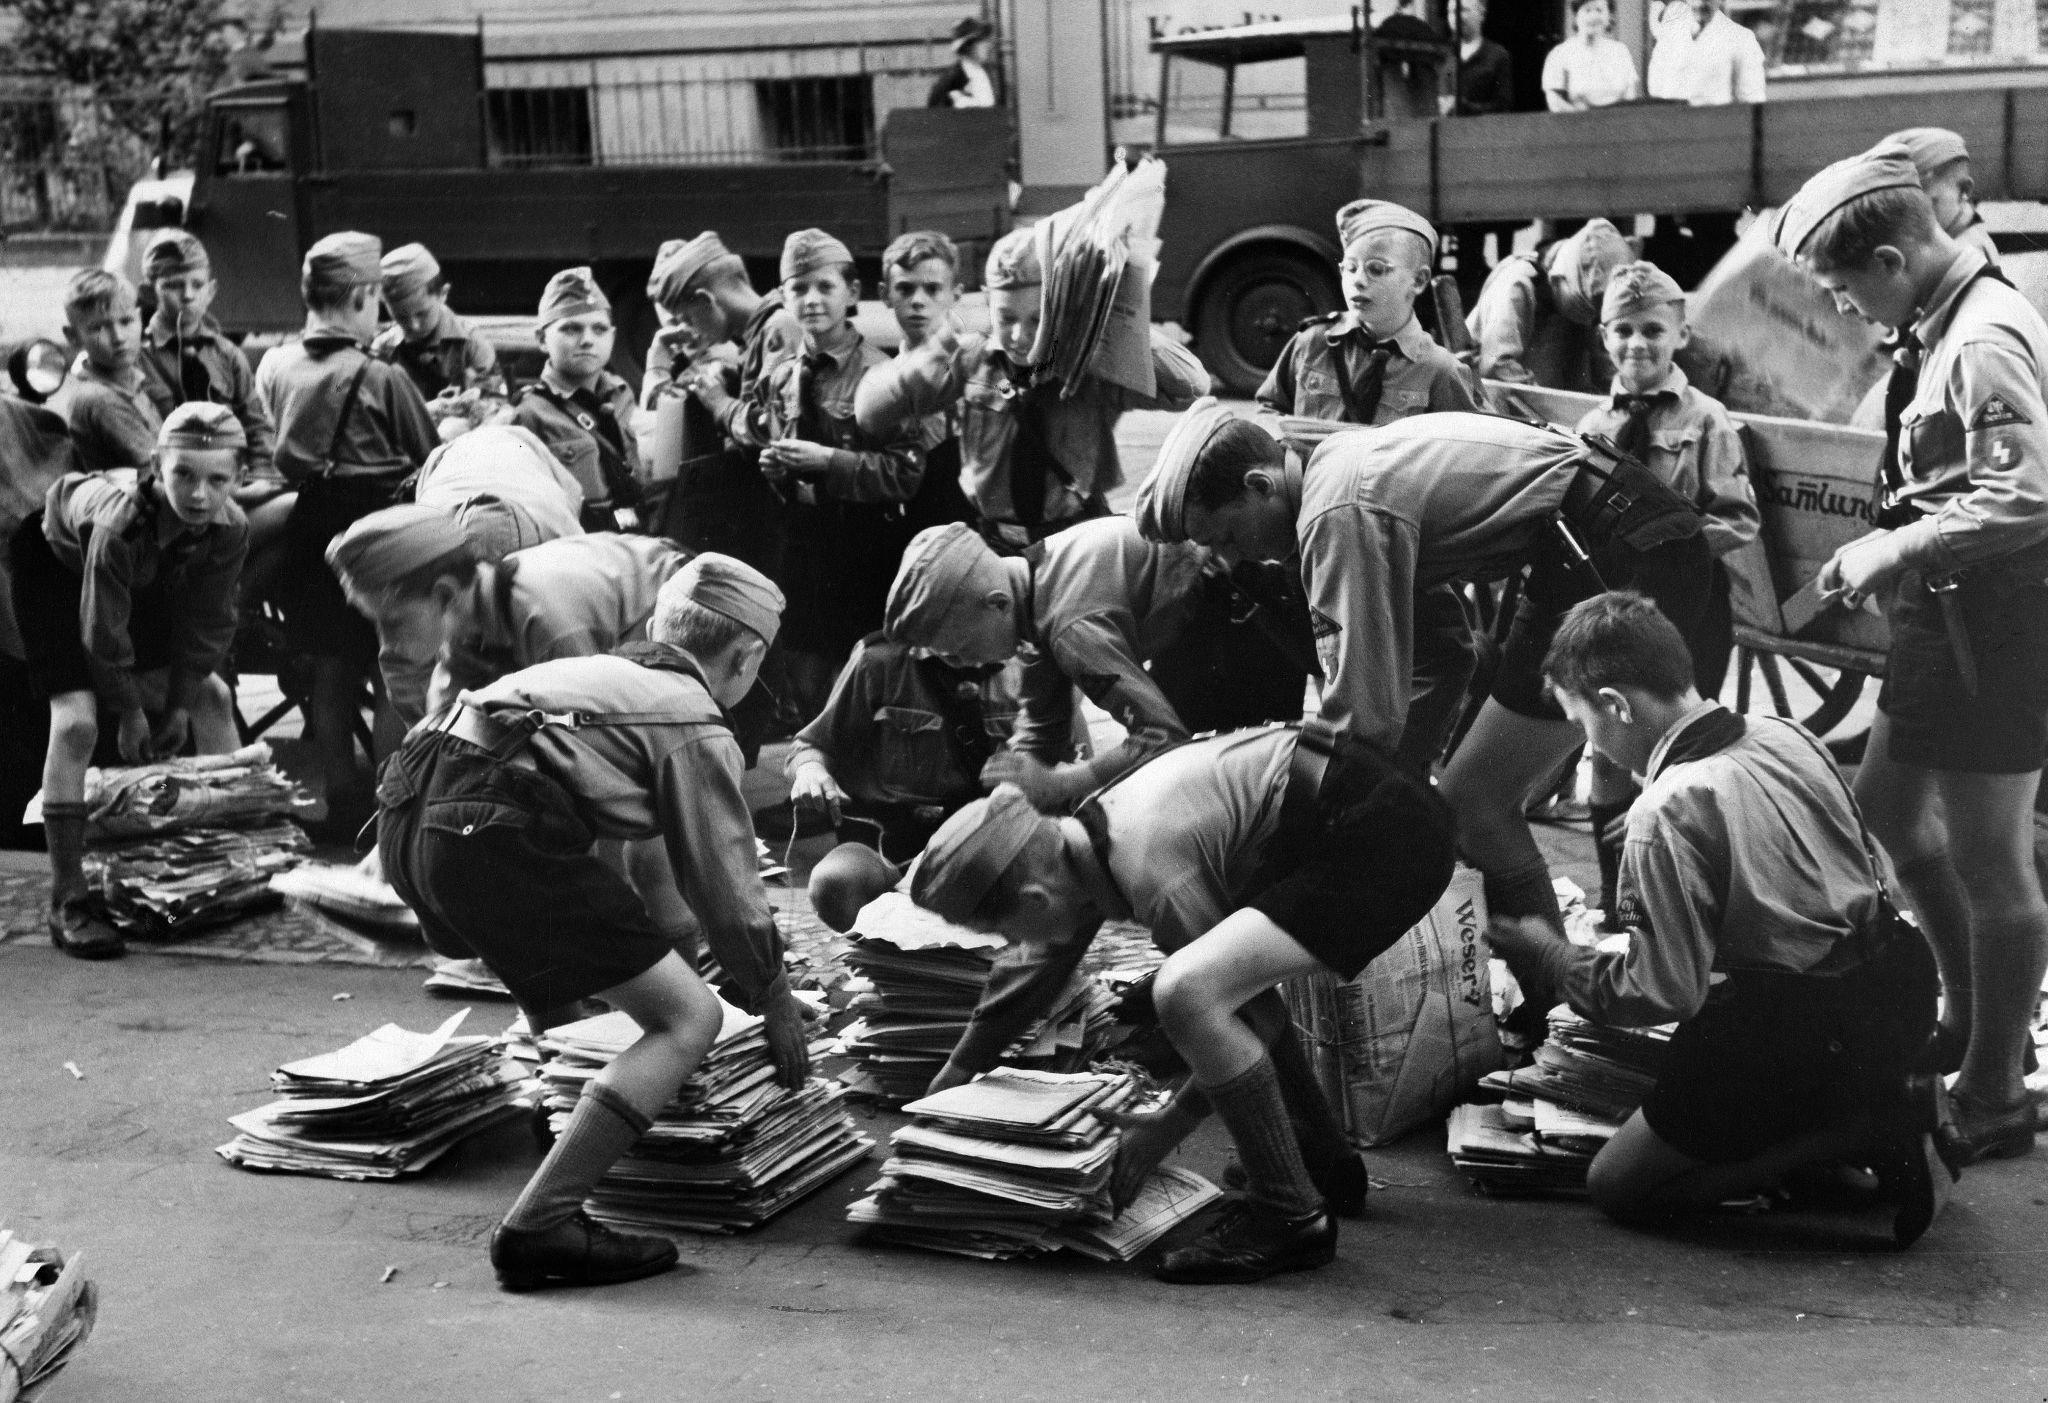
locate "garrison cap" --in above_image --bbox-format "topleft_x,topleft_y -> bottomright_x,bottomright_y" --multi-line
1546,218 -> 1632,323
1134,397 -> 1236,543
885,522 -> 1003,643
158,400 -> 246,453
1880,127 -> 1970,180
671,551 -> 785,646
780,228 -> 855,282
380,243 -> 442,310
1772,144 -> 1924,261
326,504 -> 474,593
647,232 -> 736,309
909,785 -> 1050,924
984,225 -> 1043,291
1335,199 -> 1438,263
1600,260 -> 1686,322
537,266 -> 610,327
303,231 -> 383,298
142,228 -> 210,281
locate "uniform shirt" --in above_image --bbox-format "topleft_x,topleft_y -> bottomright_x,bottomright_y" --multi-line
860,328 -> 1210,541
138,314 -> 278,479
1467,253 -> 1615,391
462,652 -> 785,1013
1646,9 -> 1766,106
1886,245 -> 2048,576
1542,34 -> 1640,108
422,532 -> 688,725
720,298 -> 806,450
40,470 -> 248,712
1299,413 -> 1585,748
1257,312 -> 1481,423
788,636 -> 1021,809
1553,704 -> 1885,1026
1010,514 -> 1211,775
371,304 -> 504,401
511,365 -> 643,526
762,326 -> 925,503
255,329 -> 438,482
66,358 -> 162,475
1576,364 -> 1759,557
940,727 -> 1296,1081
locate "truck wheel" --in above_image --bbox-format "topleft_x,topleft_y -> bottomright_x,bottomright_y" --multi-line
1193,250 -> 1340,397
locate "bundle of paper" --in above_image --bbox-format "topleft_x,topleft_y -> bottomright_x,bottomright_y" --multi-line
1445,1102 -> 1600,1196
1479,1009 -> 1672,1123
1028,156 -> 1168,400
89,820 -> 310,939
217,1010 -> 534,1180
536,1006 -> 870,1233
848,1067 -> 1214,1260
25,743 -> 313,840
835,893 -> 1121,1103
0,1226 -> 97,1403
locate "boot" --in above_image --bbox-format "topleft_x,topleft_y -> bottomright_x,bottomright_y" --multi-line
489,1210 -> 680,1291
43,801 -> 122,960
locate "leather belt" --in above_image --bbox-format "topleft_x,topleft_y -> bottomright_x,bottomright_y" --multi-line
1276,717 -> 1340,843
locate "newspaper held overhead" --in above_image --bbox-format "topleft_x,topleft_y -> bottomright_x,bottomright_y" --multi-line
1030,154 -> 1168,400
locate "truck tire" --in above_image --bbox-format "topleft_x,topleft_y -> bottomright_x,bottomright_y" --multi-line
1193,249 -> 1341,397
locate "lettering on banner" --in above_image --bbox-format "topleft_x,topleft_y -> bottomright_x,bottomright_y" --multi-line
1755,476 -> 1875,525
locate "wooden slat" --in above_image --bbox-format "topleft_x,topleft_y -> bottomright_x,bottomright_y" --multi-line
1758,90 -> 2008,205
1437,106 -> 1751,222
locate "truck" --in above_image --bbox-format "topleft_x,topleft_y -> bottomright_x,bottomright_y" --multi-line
111,26 -> 1012,380
1147,15 -> 2048,393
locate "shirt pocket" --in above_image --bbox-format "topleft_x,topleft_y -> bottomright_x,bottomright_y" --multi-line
1647,426 -> 1702,492
873,705 -> 960,796
1377,387 -> 1426,422
1898,401 -> 1956,484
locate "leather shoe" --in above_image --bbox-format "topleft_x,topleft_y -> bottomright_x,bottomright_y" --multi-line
1221,1152 -> 1370,1218
49,899 -> 124,960
1943,1092 -> 2039,1167
490,1210 -> 680,1291
1875,1075 -> 1961,1250
1153,1199 -> 1336,1284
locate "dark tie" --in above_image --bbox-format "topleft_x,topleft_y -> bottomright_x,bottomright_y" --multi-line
1879,331 -> 1923,504
1346,342 -> 1397,423
1613,394 -> 1656,464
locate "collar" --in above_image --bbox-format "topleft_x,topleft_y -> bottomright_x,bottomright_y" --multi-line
611,639 -> 714,689
146,313 -> 221,349
72,353 -> 144,394
1327,311 -> 1430,361
1644,698 -> 1741,781
1609,363 -> 1688,404
1066,806 -> 1133,920
540,361 -> 619,403
805,324 -> 862,368
1910,245 -> 1988,349
301,322 -> 366,353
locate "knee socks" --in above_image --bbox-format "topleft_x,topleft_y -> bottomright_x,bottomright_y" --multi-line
502,1081 -> 652,1232
1204,1054 -> 1322,1218
41,801 -> 91,907
1268,1025 -> 1350,1172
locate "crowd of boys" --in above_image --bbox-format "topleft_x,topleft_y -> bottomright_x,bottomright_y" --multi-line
11,119 -> 2038,1293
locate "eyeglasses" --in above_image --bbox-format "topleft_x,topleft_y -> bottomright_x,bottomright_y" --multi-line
1341,259 -> 1403,282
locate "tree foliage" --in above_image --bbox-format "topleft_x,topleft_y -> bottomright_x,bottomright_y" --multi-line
8,0 -> 231,155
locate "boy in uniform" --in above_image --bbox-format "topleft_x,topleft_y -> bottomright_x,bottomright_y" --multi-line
879,229 -> 977,540
135,230 -> 277,488
854,225 -> 1209,551
1880,128 -> 1999,264
1574,260 -> 1759,916
372,242 -> 504,403
1134,406 -> 1710,968
909,724 -> 1455,1282
1779,145 -> 2048,1162
61,269 -> 160,475
376,555 -> 812,1289
1486,592 -> 1949,1247
511,268 -> 645,533
1467,218 -> 1633,391
255,230 -> 439,838
756,227 -> 928,721
12,403 -> 248,958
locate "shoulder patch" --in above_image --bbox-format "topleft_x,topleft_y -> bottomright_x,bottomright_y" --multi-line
1970,394 -> 2031,430
1309,606 -> 1342,641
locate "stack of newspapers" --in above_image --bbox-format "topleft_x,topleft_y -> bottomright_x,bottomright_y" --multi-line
537,1006 -> 870,1233
1029,156 -> 1168,399
848,1067 -> 1220,1261
0,1224 -> 96,1403
1447,1008 -> 1672,1195
217,1009 -> 533,1180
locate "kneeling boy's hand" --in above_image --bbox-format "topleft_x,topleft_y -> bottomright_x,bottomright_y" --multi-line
117,708 -> 154,764
761,982 -> 813,1091
150,707 -> 191,760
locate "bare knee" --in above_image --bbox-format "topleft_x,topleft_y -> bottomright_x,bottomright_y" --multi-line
47,697 -> 97,761
1152,959 -> 1217,1044
1585,1145 -> 1663,1225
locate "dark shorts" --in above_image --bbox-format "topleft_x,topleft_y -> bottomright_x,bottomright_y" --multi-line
376,731 -> 677,1020
1878,569 -> 2048,774
1641,927 -> 1937,1165
279,473 -> 408,665
1244,732 -> 1458,980
1492,528 -> 1717,720
9,512 -> 176,701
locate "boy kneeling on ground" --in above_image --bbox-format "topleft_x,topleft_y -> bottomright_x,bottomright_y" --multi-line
15,403 -> 249,958
1486,591 -> 1954,1248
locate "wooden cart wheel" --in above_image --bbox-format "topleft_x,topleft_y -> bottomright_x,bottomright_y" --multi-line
1730,646 -> 1871,762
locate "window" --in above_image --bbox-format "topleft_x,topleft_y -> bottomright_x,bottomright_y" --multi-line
214,104 -> 289,175
486,87 -> 593,167
754,75 -> 873,161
